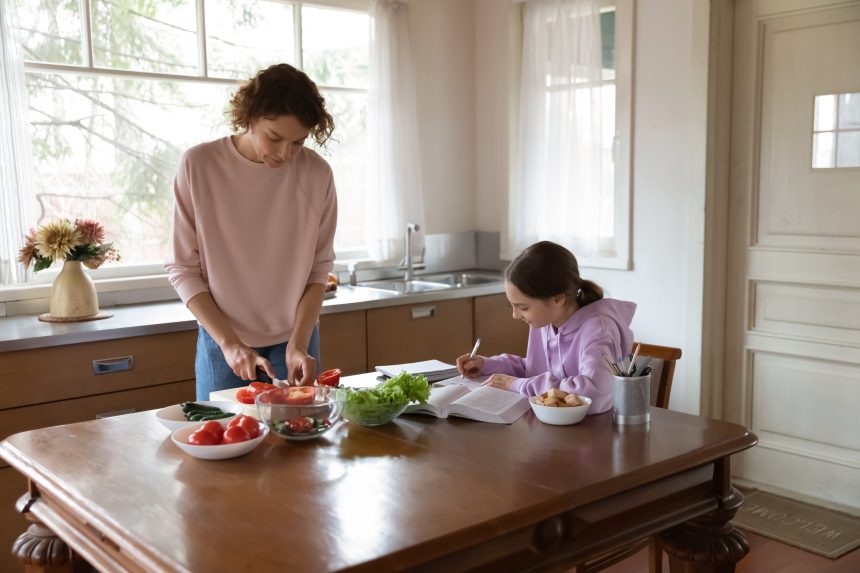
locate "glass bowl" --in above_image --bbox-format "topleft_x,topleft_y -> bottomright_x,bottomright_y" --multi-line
255,386 -> 344,441
340,388 -> 409,426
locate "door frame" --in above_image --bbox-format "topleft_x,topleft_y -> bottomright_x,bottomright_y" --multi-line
701,0 -> 735,419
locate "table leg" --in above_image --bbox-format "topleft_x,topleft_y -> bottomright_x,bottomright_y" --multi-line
658,487 -> 750,573
11,493 -> 87,573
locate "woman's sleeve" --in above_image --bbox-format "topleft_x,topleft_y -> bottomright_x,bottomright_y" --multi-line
307,169 -> 337,286
481,353 -> 528,377
510,317 -> 623,414
164,153 -> 209,304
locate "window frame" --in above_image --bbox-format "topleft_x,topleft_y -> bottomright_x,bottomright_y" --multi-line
5,0 -> 370,300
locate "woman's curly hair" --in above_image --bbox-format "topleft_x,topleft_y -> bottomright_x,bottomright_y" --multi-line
228,63 -> 335,146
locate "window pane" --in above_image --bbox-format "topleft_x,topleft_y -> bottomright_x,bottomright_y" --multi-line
600,9 -> 615,81
812,132 -> 835,168
838,92 -> 860,129
206,0 -> 295,80
836,131 -> 860,168
302,6 -> 369,89
813,94 -> 837,132
309,91 -> 368,251
26,72 -> 232,264
91,0 -> 198,74
15,0 -> 82,65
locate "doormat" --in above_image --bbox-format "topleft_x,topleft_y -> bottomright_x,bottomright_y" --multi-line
734,490 -> 860,559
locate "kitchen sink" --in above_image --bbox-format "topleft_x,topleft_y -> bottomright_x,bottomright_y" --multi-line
418,272 -> 504,288
356,279 -> 452,294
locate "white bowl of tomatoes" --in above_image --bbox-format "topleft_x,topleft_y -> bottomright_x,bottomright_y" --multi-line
171,415 -> 268,460
255,386 -> 344,441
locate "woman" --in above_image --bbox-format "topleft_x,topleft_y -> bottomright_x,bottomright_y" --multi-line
456,241 -> 635,414
166,63 -> 337,399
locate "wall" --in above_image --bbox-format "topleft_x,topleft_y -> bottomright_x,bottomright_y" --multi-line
473,0 -> 712,415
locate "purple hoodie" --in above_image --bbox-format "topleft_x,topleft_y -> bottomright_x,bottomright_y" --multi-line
480,298 -> 636,414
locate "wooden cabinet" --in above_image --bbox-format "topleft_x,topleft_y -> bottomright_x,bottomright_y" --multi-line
367,298 -> 473,367
474,294 -> 529,358
319,311 -> 367,375
0,330 -> 197,572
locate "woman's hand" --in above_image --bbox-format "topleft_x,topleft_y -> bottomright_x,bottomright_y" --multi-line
286,346 -> 316,386
221,343 -> 275,381
481,373 -> 517,391
456,354 -> 485,378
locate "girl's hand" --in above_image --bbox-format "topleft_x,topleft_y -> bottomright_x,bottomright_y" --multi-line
456,354 -> 485,378
481,373 -> 517,391
221,343 -> 275,381
286,346 -> 316,386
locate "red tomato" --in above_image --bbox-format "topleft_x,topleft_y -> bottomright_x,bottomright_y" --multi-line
236,388 -> 256,405
188,429 -> 221,446
283,387 -> 315,405
200,421 -> 225,439
222,426 -> 250,444
317,368 -> 342,387
249,381 -> 276,394
227,415 -> 260,439
287,417 -> 313,433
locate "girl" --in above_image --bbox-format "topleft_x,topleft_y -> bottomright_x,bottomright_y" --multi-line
457,241 -> 635,414
165,63 -> 337,399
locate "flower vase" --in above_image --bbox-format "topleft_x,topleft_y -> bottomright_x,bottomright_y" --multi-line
39,261 -> 111,322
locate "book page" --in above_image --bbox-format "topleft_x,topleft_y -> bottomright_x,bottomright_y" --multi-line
404,384 -> 470,417
452,386 -> 524,416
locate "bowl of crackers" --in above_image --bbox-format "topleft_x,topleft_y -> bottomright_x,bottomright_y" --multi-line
529,388 -> 592,425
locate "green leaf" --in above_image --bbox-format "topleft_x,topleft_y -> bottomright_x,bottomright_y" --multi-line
33,256 -> 54,272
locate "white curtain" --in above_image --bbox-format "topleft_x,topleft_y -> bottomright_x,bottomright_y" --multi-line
0,0 -> 36,285
507,0 -> 611,259
366,0 -> 424,262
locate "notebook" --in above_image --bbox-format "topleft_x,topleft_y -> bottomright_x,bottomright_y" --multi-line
374,359 -> 460,383
403,377 -> 531,424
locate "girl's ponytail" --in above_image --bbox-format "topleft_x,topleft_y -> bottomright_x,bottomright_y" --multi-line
576,279 -> 604,307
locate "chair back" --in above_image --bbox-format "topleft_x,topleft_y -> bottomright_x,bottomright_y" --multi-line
632,342 -> 682,409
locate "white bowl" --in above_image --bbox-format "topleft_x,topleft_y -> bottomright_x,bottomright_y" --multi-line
171,419 -> 269,460
529,395 -> 592,425
155,400 -> 244,432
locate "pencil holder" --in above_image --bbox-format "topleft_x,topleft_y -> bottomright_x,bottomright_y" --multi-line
612,374 -> 650,425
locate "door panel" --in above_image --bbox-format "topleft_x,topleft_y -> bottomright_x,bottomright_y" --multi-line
727,0 -> 860,511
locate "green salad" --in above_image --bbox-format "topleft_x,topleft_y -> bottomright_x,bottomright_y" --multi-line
342,372 -> 431,426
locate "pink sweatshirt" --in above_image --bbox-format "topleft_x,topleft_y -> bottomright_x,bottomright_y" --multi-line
480,298 -> 636,414
165,136 -> 337,347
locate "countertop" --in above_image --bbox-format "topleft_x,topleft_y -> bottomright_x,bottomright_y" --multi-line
0,279 -> 506,353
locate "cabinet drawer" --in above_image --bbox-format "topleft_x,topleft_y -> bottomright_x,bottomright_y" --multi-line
367,298 -> 473,367
0,379 -> 194,468
320,311 -> 367,375
0,331 -> 196,410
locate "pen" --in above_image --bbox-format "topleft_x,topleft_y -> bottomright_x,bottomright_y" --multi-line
627,343 -> 641,376
461,337 -> 481,381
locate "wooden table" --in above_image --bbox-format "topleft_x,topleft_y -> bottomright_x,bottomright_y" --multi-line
1,379 -> 756,573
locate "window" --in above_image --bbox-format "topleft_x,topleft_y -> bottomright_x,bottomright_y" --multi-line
13,0 -> 369,284
812,92 -> 860,169
510,0 -> 633,269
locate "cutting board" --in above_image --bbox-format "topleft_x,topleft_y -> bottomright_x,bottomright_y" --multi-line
209,386 -> 260,419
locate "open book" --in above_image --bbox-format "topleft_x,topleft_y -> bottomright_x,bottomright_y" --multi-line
404,378 -> 531,424
375,359 -> 459,383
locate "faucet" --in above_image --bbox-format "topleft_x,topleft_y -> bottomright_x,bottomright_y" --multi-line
399,223 -> 425,282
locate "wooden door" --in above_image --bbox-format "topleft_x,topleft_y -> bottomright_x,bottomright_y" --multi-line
319,311 -> 367,375
725,0 -> 860,511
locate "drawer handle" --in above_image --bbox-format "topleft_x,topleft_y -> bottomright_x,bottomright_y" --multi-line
92,356 -> 134,375
411,306 -> 436,319
95,408 -> 135,419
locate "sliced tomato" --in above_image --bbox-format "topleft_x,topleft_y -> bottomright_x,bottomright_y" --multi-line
228,415 -> 260,439
249,381 -> 276,394
222,426 -> 250,444
283,386 -> 315,405
287,416 -> 314,433
188,429 -> 221,446
236,388 -> 256,405
317,368 -> 342,387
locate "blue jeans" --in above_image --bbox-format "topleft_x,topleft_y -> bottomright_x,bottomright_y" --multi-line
194,324 -> 321,400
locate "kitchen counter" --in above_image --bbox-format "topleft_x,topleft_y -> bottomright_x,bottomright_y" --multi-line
0,277 -> 505,353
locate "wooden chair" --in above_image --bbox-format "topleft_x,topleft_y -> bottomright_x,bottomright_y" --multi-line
574,342 -> 683,573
